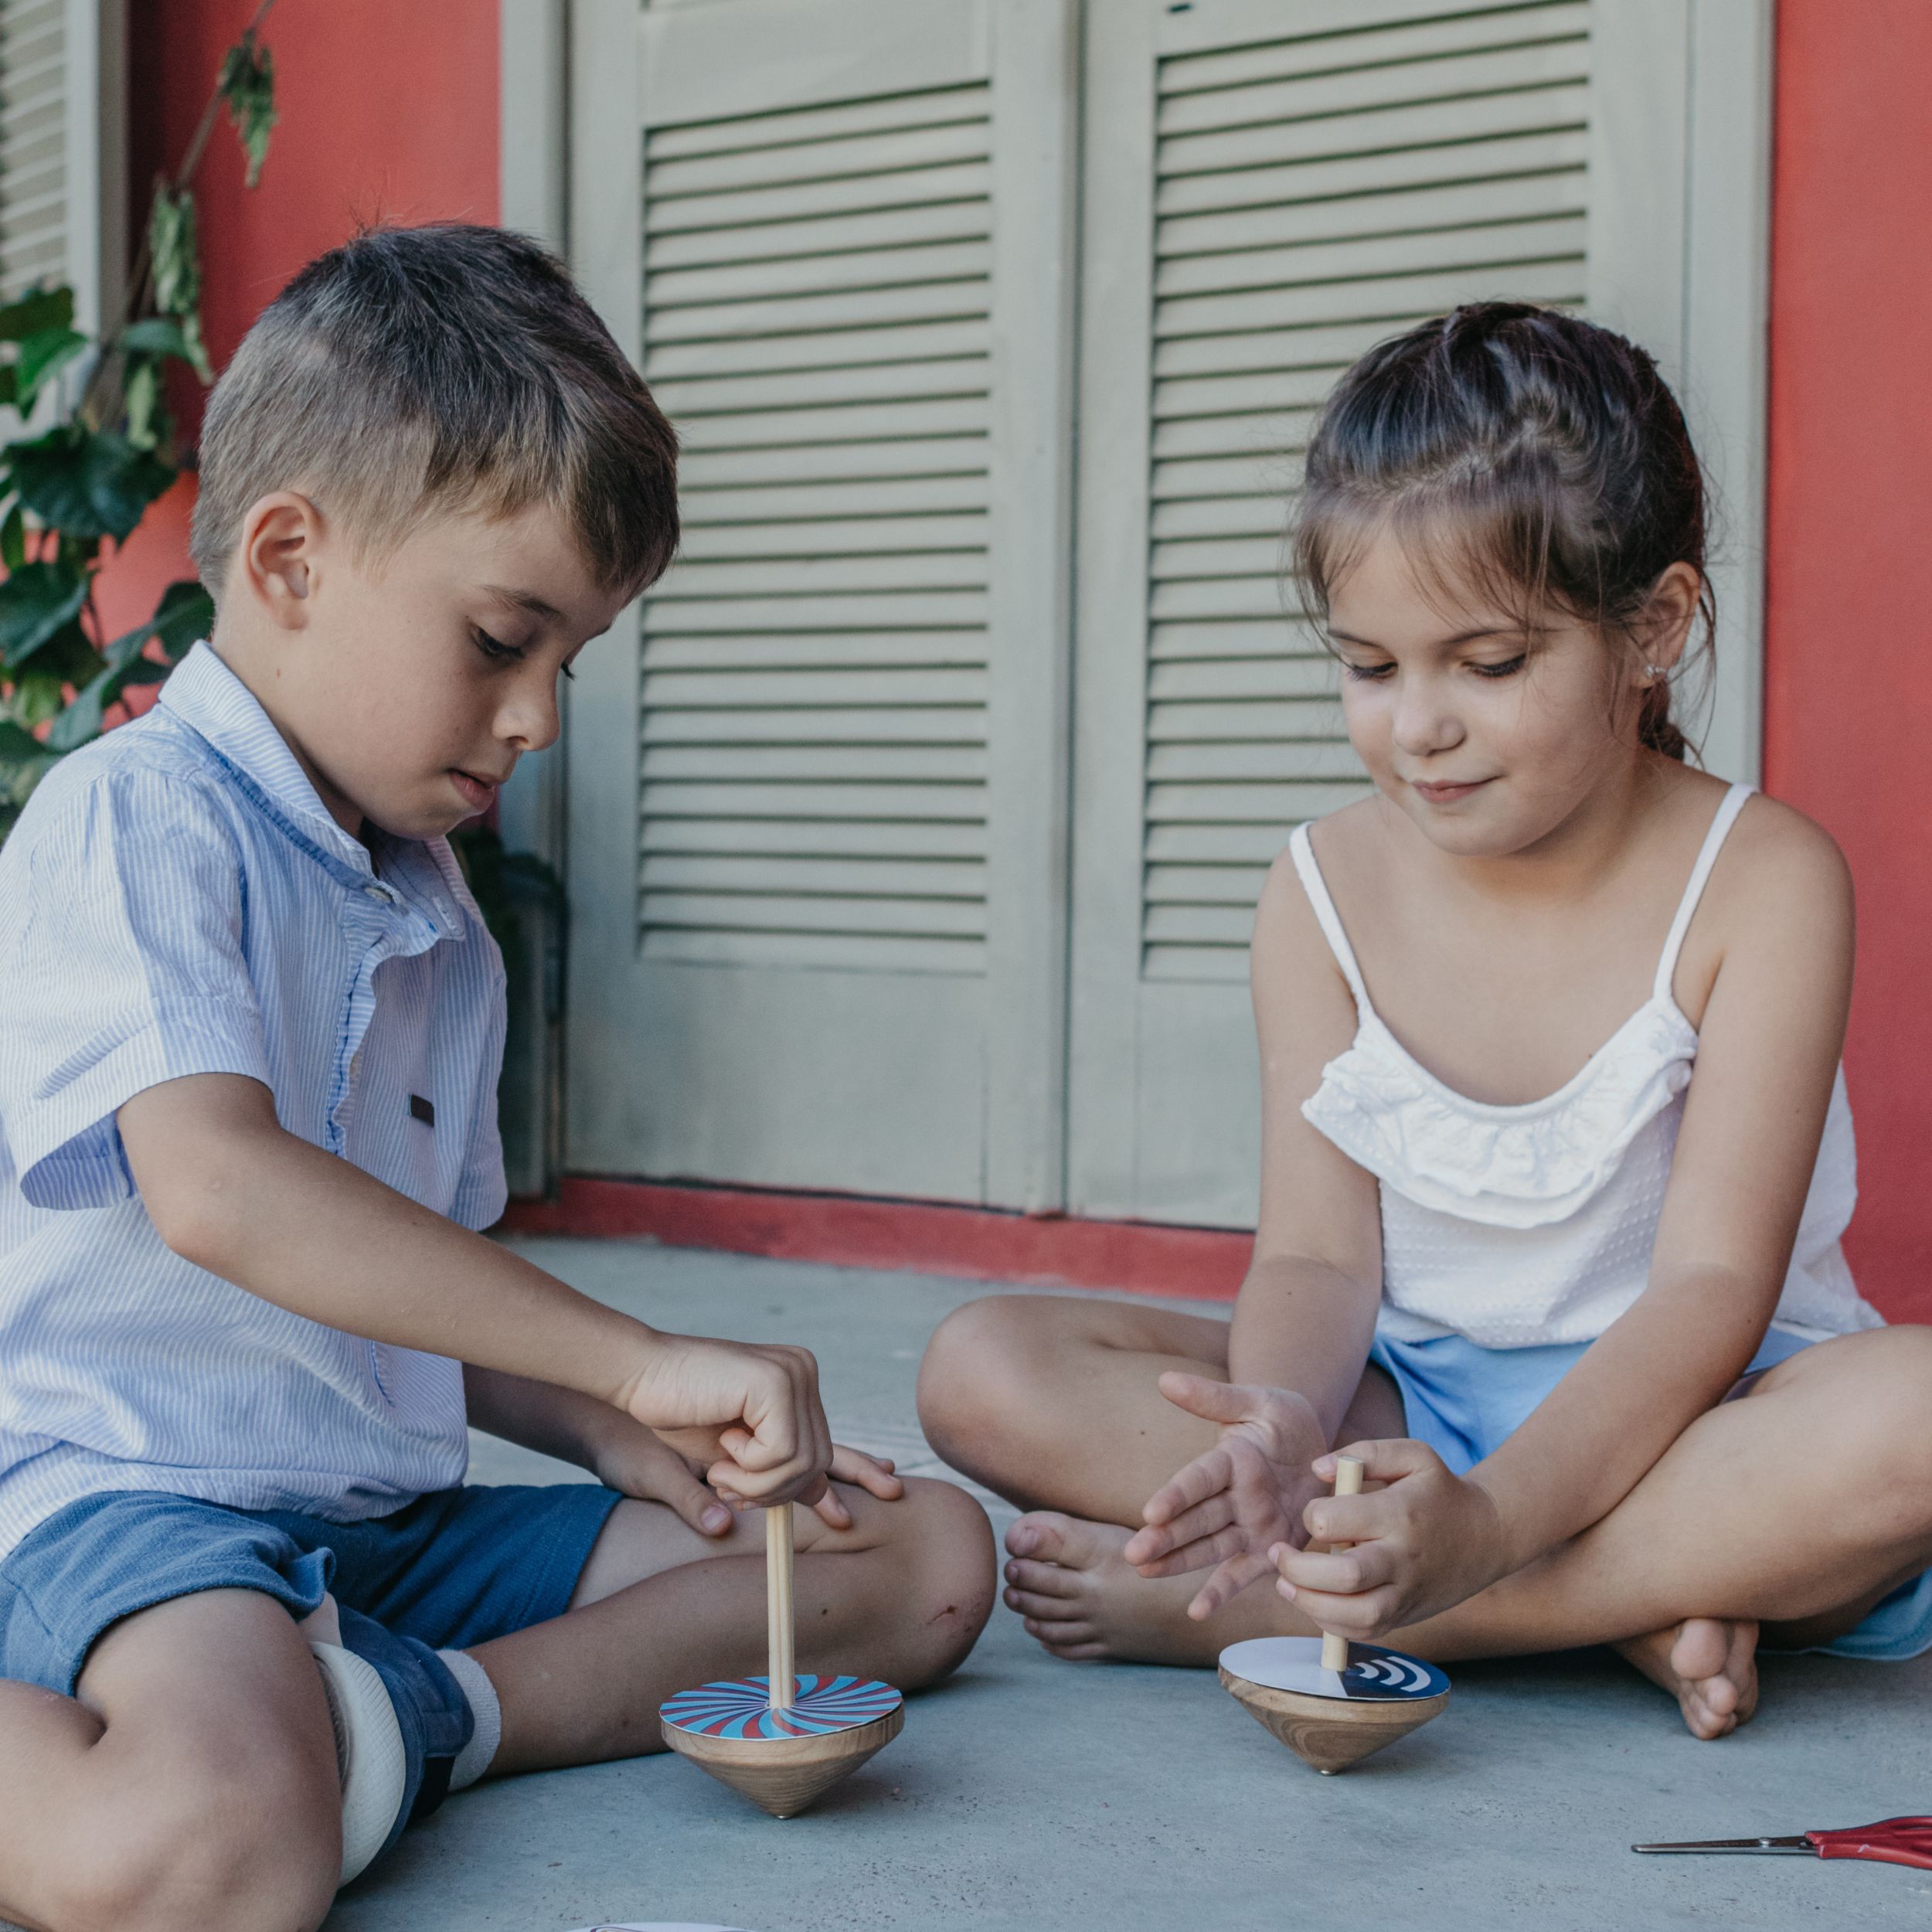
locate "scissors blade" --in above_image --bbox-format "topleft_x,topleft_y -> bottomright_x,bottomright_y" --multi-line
1631,1836 -> 1815,1855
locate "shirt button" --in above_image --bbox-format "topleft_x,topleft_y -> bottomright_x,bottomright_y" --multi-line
363,884 -> 392,903
349,1050 -> 363,1080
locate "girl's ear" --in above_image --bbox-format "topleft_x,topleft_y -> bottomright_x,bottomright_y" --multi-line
236,492 -> 325,631
1633,561 -> 1704,683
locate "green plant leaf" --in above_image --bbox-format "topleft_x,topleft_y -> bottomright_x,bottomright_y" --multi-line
9,665 -> 67,730
124,359 -> 162,449
0,718 -> 60,808
0,506 -> 22,573
148,186 -> 201,318
15,327 -> 88,415
120,317 -> 196,361
0,561 -> 89,668
0,365 -> 14,409
0,287 -> 73,343
148,579 -> 213,658
10,426 -> 174,543
219,30 -> 277,190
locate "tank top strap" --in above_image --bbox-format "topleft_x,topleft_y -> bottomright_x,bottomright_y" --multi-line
1288,821 -> 1372,1013
1652,782 -> 1757,1002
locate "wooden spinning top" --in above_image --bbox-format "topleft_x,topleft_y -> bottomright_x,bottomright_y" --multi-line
661,1504 -> 904,1817
1219,1456 -> 1450,1774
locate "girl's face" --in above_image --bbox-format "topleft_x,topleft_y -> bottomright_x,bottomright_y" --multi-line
1326,526 -> 1676,858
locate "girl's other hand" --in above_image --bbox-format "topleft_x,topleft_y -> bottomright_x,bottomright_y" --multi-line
806,1445 -> 905,1529
590,1423 -> 737,1536
1123,1373 -> 1332,1619
1270,1437 -> 1509,1640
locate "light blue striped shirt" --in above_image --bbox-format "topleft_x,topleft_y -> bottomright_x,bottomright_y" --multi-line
0,643 -> 506,1560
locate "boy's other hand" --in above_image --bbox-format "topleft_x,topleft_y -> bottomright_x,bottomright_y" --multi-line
1122,1374 -> 1331,1619
1269,1437 -> 1509,1640
808,1446 -> 906,1529
614,1332 -> 835,1508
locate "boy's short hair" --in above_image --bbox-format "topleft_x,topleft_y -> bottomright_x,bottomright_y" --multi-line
190,223 -> 678,600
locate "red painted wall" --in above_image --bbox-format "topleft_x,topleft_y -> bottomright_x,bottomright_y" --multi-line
103,0 -> 500,637
1765,2 -> 1932,1321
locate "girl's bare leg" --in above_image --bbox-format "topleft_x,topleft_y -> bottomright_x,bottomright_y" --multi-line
0,1589 -> 341,1932
472,1475 -> 995,1775
918,1298 -> 1932,1738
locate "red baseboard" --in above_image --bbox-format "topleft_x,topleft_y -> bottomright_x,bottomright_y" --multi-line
499,1178 -> 1250,1301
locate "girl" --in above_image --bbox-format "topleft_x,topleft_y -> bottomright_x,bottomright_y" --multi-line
918,303 -> 1932,1740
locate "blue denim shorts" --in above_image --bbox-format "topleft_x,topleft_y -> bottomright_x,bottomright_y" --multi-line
0,1481 -> 624,1696
1369,1325 -> 1932,1662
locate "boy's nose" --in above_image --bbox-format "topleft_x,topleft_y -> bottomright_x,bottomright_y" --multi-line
498,683 -> 560,754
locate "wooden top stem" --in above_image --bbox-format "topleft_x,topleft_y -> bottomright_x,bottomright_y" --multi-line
766,1504 -> 795,1710
1319,1455 -> 1365,1675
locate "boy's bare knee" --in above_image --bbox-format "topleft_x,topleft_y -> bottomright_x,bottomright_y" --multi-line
880,1476 -> 996,1690
917,1295 -> 1044,1460
62,1740 -> 339,1932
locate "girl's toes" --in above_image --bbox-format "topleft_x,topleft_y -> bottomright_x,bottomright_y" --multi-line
1668,1617 -> 1730,1687
1004,1556 -> 1082,1598
1005,1587 -> 1080,1621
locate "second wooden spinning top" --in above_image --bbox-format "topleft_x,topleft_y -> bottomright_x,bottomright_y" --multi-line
1219,1456 -> 1450,1774
661,1503 -> 904,1818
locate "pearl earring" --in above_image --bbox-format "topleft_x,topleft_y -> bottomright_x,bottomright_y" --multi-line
1645,664 -> 1667,679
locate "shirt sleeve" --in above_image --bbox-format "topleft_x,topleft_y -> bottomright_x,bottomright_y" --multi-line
0,767 -> 270,1209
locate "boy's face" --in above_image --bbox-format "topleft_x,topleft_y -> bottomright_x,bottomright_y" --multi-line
223,497 -> 631,841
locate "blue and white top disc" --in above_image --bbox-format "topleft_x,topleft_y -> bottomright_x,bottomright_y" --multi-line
1219,1636 -> 1448,1702
662,1674 -> 902,1741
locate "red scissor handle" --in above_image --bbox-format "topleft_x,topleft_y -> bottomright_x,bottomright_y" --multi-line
1808,1817 -> 1932,1871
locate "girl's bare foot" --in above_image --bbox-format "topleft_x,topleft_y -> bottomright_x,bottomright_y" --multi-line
1614,1617 -> 1760,1739
1002,1512 -> 1291,1665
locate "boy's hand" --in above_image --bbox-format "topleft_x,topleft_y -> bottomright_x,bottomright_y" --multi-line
1121,1373 -> 1332,1620
1270,1439 -> 1509,1640
591,1425 -> 905,1535
615,1332 -> 834,1508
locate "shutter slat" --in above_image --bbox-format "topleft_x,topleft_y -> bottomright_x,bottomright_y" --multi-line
1158,78 -> 1589,182
679,475 -> 991,524
644,665 -> 988,706
644,743 -> 988,783
648,196 -> 991,271
645,160 -> 993,237
0,0 -> 66,304
642,853 -> 987,900
644,590 -> 988,633
648,118 -> 990,199
645,705 -> 987,747
643,816 -> 988,860
675,513 -> 988,562
655,355 -> 988,419
645,628 -> 986,671
647,315 -> 988,380
1158,36 -> 1590,141
679,436 -> 988,489
640,83 -> 995,974
642,929 -> 985,975
1137,10 -> 1588,979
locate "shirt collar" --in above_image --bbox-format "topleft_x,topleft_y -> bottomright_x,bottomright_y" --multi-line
158,642 -> 478,938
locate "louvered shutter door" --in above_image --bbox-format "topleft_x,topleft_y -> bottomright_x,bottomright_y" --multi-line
0,0 -> 66,302
565,0 -> 1074,1204
1067,0 -> 1699,1226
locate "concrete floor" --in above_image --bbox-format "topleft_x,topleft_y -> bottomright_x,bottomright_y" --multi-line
325,1239 -> 1932,1932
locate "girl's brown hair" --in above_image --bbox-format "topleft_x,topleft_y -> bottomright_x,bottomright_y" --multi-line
1291,303 -> 1713,761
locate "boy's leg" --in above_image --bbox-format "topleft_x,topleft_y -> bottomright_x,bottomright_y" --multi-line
0,1588 -> 340,1932
468,1475 -> 995,1777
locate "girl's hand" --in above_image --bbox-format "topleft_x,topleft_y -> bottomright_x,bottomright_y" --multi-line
808,1445 -> 906,1529
1122,1373 -> 1332,1619
1270,1439 -> 1509,1639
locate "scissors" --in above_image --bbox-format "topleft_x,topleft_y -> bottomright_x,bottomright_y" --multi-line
1633,1815 -> 1932,1871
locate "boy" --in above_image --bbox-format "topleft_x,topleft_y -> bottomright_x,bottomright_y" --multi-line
0,225 -> 993,1932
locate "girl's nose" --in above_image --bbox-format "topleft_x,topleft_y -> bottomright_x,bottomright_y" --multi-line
1390,679 -> 1464,758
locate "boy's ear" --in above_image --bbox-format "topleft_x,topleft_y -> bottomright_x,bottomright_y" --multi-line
236,492 -> 324,631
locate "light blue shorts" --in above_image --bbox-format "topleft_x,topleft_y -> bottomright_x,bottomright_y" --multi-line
1368,1325 -> 1932,1662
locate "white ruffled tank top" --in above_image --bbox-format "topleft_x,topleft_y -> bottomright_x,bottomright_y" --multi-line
1292,783 -> 1881,1350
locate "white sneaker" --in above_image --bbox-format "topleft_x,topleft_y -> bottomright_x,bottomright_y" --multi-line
311,1640 -> 408,1884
